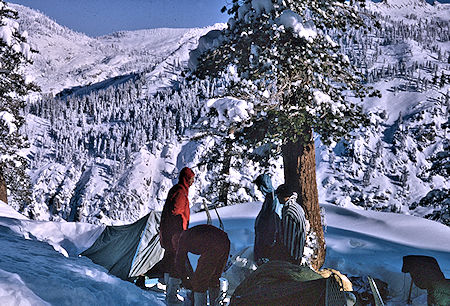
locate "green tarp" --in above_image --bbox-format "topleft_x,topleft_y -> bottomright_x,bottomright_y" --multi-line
230,261 -> 327,305
81,211 -> 164,281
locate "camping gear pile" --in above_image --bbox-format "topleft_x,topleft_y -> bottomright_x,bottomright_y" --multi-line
229,260 -> 356,306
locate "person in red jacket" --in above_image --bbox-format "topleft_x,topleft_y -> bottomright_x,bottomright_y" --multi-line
160,166 -> 195,304
175,224 -> 230,306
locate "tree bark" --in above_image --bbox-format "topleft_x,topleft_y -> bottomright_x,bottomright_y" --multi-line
282,129 -> 325,270
0,169 -> 7,204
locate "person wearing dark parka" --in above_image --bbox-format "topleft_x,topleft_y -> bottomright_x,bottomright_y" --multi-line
175,224 -> 230,306
160,166 -> 195,304
253,173 -> 283,265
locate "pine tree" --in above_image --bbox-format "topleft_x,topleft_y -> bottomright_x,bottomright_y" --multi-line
0,1 -> 38,211
191,0 -> 377,269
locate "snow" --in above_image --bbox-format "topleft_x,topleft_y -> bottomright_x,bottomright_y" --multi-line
313,90 -> 332,105
8,3 -> 225,95
0,200 -> 28,220
0,111 -> 17,134
277,10 -> 317,42
187,29 -> 224,72
237,2 -> 252,21
1,0 -> 449,303
8,0 -> 447,224
204,97 -> 254,124
0,200 -> 162,305
382,0 -> 428,9
1,199 -> 449,305
0,7 -> 31,60
251,0 -> 274,16
367,0 -> 449,22
0,201 -> 104,257
0,21 -> 14,46
197,203 -> 450,305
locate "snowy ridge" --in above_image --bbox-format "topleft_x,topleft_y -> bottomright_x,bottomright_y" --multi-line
382,0 -> 428,8
368,0 -> 450,22
10,3 -> 223,95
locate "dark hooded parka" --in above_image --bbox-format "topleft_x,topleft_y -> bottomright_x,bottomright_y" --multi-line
253,174 -> 283,265
160,167 -> 195,276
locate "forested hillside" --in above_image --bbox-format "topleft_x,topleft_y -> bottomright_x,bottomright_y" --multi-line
6,1 -> 449,226
316,2 -> 449,225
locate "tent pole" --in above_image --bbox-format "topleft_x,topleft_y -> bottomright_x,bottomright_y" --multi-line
214,205 -> 224,231
407,279 -> 413,304
203,200 -> 212,225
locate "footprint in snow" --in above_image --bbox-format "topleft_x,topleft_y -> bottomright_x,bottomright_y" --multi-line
349,239 -> 366,248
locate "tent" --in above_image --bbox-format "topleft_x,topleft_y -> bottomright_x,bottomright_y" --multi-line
81,211 -> 164,281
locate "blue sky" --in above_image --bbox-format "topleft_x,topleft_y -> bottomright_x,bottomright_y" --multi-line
8,0 -> 229,37
7,0 -> 448,37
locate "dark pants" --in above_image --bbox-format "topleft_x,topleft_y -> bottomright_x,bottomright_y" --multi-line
160,233 -> 183,278
161,249 -> 178,277
192,237 -> 230,292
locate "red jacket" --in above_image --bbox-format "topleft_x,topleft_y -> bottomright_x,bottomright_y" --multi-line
160,167 -> 195,252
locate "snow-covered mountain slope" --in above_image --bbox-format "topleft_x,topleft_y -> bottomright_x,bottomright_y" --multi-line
5,1 -> 449,226
10,3 -> 223,95
315,0 -> 449,225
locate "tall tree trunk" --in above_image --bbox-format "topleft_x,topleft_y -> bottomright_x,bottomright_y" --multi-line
282,129 -> 325,270
0,169 -> 7,204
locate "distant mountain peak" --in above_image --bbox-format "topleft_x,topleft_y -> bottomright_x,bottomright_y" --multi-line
382,0 -> 428,7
